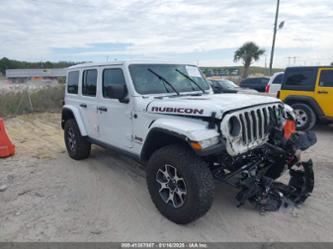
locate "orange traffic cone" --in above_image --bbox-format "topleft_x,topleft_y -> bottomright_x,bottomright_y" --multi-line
0,118 -> 15,158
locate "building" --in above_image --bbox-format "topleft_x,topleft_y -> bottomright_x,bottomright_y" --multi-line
5,68 -> 66,83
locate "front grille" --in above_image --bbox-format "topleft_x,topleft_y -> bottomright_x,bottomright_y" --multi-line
221,103 -> 283,156
238,105 -> 281,145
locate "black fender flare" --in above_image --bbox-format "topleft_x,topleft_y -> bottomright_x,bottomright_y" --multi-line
140,127 -> 225,162
140,128 -> 190,162
61,107 -> 88,136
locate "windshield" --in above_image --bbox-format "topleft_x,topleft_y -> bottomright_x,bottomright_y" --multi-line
129,64 -> 210,95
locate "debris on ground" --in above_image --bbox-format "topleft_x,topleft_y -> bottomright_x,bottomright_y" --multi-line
18,189 -> 32,196
90,230 -> 103,235
0,184 -> 8,192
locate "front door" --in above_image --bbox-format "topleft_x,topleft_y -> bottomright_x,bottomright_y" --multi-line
315,68 -> 333,118
98,67 -> 133,151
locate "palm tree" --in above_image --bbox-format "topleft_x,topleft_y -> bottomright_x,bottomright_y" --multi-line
234,42 -> 265,79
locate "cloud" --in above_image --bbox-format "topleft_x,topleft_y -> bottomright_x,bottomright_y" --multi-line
0,0 -> 332,67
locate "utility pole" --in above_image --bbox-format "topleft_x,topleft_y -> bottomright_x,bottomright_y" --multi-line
269,0 -> 280,76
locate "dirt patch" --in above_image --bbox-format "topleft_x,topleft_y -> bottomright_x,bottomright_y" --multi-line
5,113 -> 64,159
0,114 -> 333,241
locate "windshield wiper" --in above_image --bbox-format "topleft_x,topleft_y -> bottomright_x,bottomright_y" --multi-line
147,68 -> 180,95
175,69 -> 206,94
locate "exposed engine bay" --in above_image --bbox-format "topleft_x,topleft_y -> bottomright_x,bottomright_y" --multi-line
210,110 -> 317,212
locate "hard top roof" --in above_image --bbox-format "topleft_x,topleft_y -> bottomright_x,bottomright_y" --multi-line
285,66 -> 333,70
68,60 -> 196,70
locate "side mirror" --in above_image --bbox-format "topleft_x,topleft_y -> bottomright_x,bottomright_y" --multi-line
105,85 -> 129,103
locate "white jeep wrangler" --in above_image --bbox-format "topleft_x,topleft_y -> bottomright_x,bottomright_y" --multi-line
62,61 -> 316,224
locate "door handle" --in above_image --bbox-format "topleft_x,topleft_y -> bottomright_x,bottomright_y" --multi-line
97,106 -> 108,112
317,91 -> 328,94
80,103 -> 87,108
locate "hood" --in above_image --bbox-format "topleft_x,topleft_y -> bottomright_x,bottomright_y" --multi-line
147,93 -> 282,119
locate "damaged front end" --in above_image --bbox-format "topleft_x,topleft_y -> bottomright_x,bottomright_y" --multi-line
212,107 -> 317,212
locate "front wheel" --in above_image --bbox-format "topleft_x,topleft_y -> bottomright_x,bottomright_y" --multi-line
146,144 -> 215,224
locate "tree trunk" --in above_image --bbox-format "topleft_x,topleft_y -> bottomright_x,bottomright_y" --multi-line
242,61 -> 251,79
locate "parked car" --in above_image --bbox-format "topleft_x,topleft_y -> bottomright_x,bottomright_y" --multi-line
279,66 -> 333,130
240,76 -> 270,92
265,72 -> 284,94
209,79 -> 258,94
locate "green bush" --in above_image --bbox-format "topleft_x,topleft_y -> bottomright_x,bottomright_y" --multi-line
0,85 -> 65,117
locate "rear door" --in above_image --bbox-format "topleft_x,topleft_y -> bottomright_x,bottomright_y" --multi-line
80,68 -> 99,139
315,68 -> 333,117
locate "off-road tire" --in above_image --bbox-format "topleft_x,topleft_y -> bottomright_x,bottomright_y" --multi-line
64,119 -> 91,160
292,103 -> 316,131
146,144 -> 215,224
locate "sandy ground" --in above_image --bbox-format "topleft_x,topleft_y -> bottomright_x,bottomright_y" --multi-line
0,113 -> 333,242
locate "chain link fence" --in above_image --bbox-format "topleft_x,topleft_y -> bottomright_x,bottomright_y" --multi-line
0,84 -> 65,117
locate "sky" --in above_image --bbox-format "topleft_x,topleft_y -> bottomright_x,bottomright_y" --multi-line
0,0 -> 332,67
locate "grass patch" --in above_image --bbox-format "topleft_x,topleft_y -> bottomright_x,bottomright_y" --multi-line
0,85 -> 65,117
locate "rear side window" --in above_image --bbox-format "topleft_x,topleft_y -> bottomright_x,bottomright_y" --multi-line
282,68 -> 317,91
247,79 -> 254,84
319,70 -> 333,87
241,79 -> 252,85
273,74 -> 283,84
260,78 -> 269,84
67,71 -> 79,94
82,69 -> 97,96
102,68 -> 126,98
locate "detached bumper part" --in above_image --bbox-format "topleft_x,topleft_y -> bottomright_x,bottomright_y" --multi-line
234,130 -> 316,212
236,159 -> 315,212
290,131 -> 317,151
273,160 -> 314,205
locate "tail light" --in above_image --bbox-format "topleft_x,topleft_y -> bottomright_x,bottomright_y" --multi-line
265,84 -> 270,93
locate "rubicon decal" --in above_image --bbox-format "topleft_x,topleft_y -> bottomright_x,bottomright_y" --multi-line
151,106 -> 204,115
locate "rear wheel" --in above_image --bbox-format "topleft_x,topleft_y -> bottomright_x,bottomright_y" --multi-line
64,119 -> 91,160
146,144 -> 215,224
292,103 -> 316,130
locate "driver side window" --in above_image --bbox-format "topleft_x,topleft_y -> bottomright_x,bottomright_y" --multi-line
102,68 -> 126,98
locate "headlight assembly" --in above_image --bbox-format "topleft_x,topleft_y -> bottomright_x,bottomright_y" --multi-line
228,116 -> 241,137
